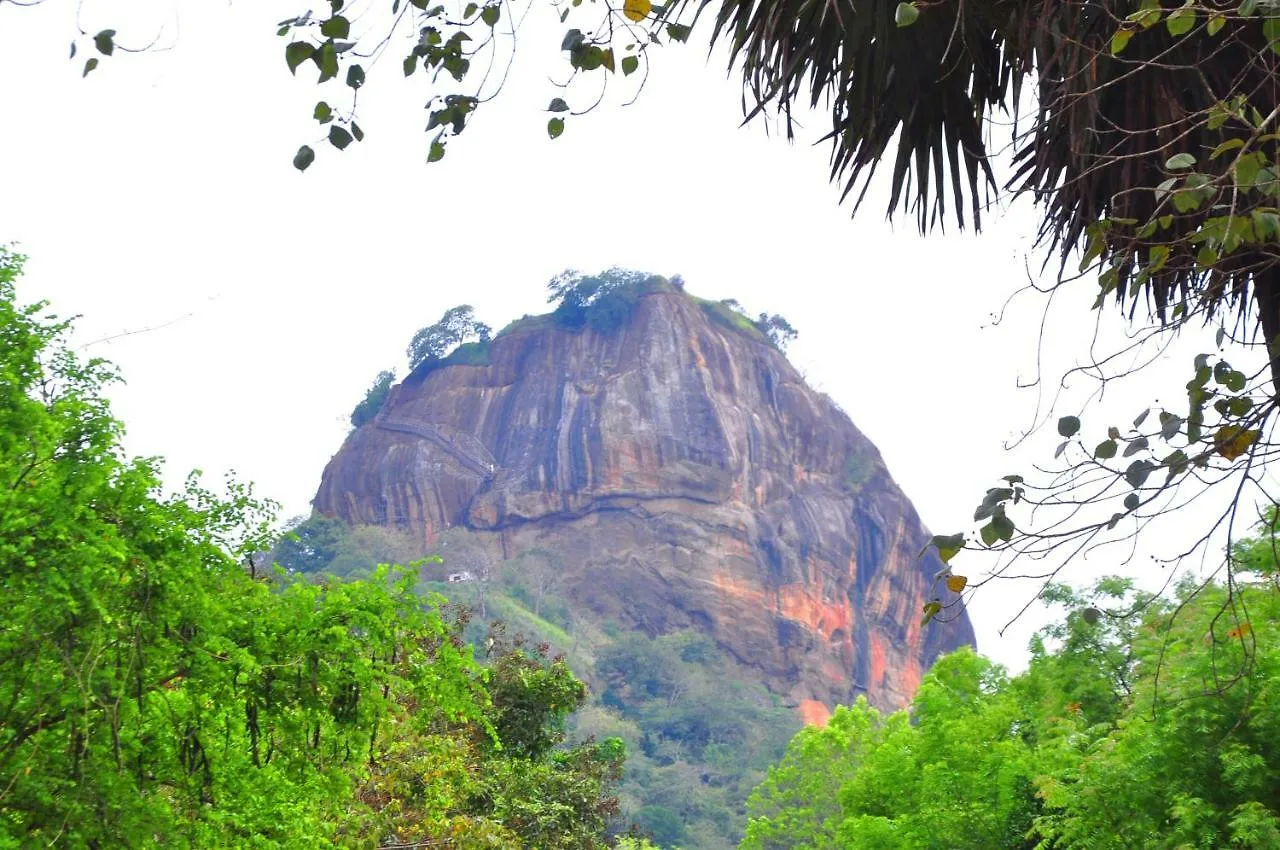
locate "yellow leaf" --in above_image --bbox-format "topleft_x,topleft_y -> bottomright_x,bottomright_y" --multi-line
946,575 -> 968,593
1226,621 -> 1254,640
1215,426 -> 1259,461
622,0 -> 651,21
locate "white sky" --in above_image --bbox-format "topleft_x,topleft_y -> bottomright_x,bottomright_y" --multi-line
0,0 -> 1257,672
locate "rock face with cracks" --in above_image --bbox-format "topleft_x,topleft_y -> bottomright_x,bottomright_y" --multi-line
314,289 -> 974,717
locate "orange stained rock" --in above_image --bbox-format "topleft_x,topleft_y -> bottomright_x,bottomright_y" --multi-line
603,441 -> 660,491
798,699 -> 832,727
690,335 -> 708,370
778,584 -> 852,643
708,569 -> 768,607
869,632 -> 888,692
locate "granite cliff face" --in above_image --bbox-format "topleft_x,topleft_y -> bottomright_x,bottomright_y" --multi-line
314,288 -> 974,717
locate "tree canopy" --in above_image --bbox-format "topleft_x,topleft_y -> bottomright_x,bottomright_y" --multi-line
742,550 -> 1280,850
0,247 -> 625,848
407,305 -> 491,370
350,368 -> 395,427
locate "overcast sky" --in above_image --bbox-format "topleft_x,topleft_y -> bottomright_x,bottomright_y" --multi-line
0,0 -> 1255,672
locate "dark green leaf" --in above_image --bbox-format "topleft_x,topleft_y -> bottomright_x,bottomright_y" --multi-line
428,140 -> 445,162
293,145 -> 315,171
548,117 -> 565,139
923,533 -> 965,564
346,63 -> 365,88
329,125 -> 353,150
481,5 -> 500,25
548,98 -> 570,113
314,101 -> 333,123
991,512 -> 1015,542
1095,440 -> 1118,460
286,42 -> 315,75
665,23 -> 691,41
316,41 -> 339,82
1164,449 -> 1190,480
561,28 -> 584,50
622,55 -> 639,75
93,29 -> 116,56
82,57 -> 99,77
1124,492 -> 1140,511
1265,17 -> 1280,53
321,16 -> 351,38
1057,415 -> 1081,437
351,122 -> 364,142
1124,459 -> 1154,489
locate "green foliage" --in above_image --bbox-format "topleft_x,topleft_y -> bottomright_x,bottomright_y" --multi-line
591,630 -> 798,847
743,561 -> 1280,850
753,313 -> 797,350
0,251 -> 622,848
271,514 -> 423,579
407,305 -> 492,371
350,368 -> 395,427
425,549 -> 799,850
482,629 -> 588,759
635,805 -> 688,847
691,296 -> 798,352
546,268 -> 666,334
840,453 -> 875,494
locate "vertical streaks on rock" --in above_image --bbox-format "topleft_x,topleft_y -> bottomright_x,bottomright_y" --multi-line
314,289 -> 974,715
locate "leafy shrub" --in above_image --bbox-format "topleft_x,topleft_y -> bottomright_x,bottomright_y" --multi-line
546,268 -> 666,333
841,453 -> 875,494
635,805 -> 688,848
692,298 -> 797,350
350,368 -> 395,427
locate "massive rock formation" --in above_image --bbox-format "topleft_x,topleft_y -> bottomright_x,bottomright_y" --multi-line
314,285 -> 974,716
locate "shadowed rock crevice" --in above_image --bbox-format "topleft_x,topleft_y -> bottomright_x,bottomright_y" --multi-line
315,288 -> 974,714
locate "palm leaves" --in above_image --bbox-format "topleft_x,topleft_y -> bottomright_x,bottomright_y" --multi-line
681,0 -> 1280,380
697,0 -> 1006,230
